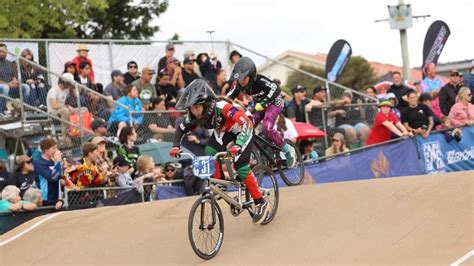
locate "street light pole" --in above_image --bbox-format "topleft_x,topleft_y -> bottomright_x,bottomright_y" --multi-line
398,0 -> 411,80
206,30 -> 215,55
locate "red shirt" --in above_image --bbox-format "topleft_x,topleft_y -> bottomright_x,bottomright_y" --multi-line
71,56 -> 95,83
366,111 -> 399,145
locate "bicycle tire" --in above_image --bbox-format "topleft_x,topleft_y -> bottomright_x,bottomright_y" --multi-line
277,139 -> 305,186
249,164 -> 279,225
188,195 -> 224,260
250,147 -> 262,169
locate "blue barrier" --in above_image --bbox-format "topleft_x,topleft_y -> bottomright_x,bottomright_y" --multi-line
416,126 -> 474,174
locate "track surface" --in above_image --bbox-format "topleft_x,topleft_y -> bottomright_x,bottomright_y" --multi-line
1,171 -> 473,265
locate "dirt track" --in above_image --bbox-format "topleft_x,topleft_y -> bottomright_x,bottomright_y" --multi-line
1,171 -> 473,265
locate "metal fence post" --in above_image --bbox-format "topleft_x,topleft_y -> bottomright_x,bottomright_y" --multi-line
321,107 -> 329,149
108,41 -> 114,72
325,80 -> 331,102
15,56 -> 26,121
75,84 -> 84,146
45,40 -> 52,86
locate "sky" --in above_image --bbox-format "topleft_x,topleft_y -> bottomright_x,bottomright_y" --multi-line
154,0 -> 472,68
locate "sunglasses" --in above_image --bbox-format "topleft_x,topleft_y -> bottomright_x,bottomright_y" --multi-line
25,160 -> 32,164
128,65 -> 137,69
332,139 -> 341,142
165,168 -> 175,172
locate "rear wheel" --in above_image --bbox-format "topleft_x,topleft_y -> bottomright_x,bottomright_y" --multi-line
248,164 -> 279,225
188,195 -> 224,260
277,140 -> 304,186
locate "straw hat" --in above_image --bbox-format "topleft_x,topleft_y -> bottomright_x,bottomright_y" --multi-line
76,43 -> 89,52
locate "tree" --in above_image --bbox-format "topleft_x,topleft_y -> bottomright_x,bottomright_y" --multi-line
286,56 -> 379,93
0,0 -> 169,39
77,0 -> 169,39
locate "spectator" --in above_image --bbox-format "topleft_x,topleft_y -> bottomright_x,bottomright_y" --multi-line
229,50 -> 242,65
104,69 -> 125,101
174,116 -> 210,156
23,188 -> 43,207
440,116 -> 462,143
65,82 -> 88,112
124,61 -> 140,85
439,70 -> 462,116
464,64 -> 474,103
458,72 -> 465,87
135,155 -> 163,183
196,53 -> 222,83
162,162 -> 182,182
419,93 -> 441,128
78,61 -> 94,89
92,136 -> 112,170
299,139 -> 319,162
401,90 -> 434,138
90,119 -> 108,138
305,85 -> 327,112
210,69 -> 227,95
362,86 -> 379,125
158,43 -> 175,73
448,86 -> 474,127
65,143 -> 109,188
87,91 -> 111,121
63,61 -> 81,83
420,63 -> 444,118
108,84 -> 144,136
156,71 -> 177,105
385,92 -> 402,119
114,156 -> 135,187
145,98 -> 175,141
413,81 -> 422,95
0,43 -> 30,115
0,161 -> 11,192
182,57 -> 199,87
166,57 -> 185,91
71,43 -> 95,83
132,66 -> 156,104
331,90 -> 370,148
387,71 -> 410,110
46,73 -> 75,145
366,100 -> 412,145
325,133 -> 349,157
34,138 -> 63,207
117,126 -> 140,168
9,155 -> 36,197
286,85 -> 310,123
183,49 -> 202,77
19,48 -> 47,107
0,185 -> 36,212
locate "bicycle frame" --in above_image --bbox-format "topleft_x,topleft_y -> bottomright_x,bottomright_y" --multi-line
253,134 -> 281,166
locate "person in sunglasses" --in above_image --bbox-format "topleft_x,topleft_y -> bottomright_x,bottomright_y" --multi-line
124,61 -> 140,85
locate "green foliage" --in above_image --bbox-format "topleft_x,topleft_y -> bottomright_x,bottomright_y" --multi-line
0,0 -> 169,39
285,56 -> 379,92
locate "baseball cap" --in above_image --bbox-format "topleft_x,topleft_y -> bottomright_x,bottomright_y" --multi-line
15,155 -> 32,171
313,85 -> 326,95
291,85 -> 306,94
61,73 -> 75,83
91,119 -> 107,130
113,156 -> 131,167
167,57 -> 180,65
184,50 -> 195,59
183,57 -> 194,65
164,162 -> 180,170
91,136 -> 106,145
165,43 -> 175,50
450,69 -> 460,76
141,66 -> 156,75
111,69 -> 123,78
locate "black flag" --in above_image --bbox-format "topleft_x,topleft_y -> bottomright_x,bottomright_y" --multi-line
422,20 -> 450,75
325,39 -> 352,82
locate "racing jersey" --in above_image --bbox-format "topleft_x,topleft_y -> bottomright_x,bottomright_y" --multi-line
227,74 -> 284,108
173,100 -> 253,149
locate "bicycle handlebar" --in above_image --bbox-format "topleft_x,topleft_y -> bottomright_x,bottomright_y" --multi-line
177,151 -> 229,160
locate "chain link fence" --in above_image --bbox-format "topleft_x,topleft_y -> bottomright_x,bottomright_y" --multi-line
131,110 -> 186,145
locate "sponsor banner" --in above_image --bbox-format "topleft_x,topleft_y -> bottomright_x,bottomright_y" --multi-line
422,20 -> 450,75
307,139 -> 424,183
416,126 -> 474,174
325,40 -> 352,82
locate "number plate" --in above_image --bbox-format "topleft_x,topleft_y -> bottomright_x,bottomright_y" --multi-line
192,156 -> 215,179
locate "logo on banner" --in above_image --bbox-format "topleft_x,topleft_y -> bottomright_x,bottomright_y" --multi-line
422,141 -> 446,173
371,151 -> 389,178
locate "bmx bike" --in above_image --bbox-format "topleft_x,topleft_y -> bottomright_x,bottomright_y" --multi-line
182,152 -> 279,260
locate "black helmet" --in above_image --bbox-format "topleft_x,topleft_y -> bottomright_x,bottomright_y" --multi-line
231,57 -> 256,84
176,79 -> 217,124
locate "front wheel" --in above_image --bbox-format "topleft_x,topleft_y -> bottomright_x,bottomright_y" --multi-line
249,164 -> 279,225
278,139 -> 305,186
188,195 -> 224,260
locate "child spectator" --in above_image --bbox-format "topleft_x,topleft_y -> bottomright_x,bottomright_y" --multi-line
64,143 -> 109,188
117,126 -> 140,169
366,101 -> 412,146
71,44 -> 95,83
34,138 -> 63,207
114,156 -> 135,187
440,117 -> 462,143
63,61 -> 81,83
9,155 -> 37,197
299,139 -> 319,162
19,48 -> 48,107
108,84 -> 144,136
0,185 -> 36,212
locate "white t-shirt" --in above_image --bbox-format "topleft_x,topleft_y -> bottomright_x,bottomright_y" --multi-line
273,117 -> 298,141
47,85 -> 70,113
